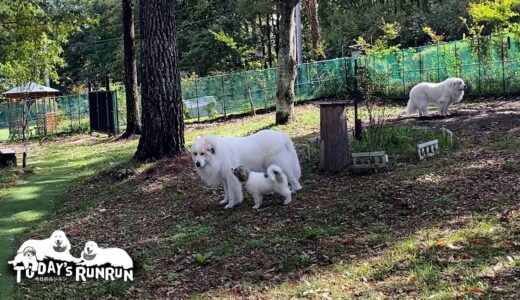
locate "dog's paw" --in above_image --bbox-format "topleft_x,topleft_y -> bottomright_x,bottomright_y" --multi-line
252,205 -> 261,209
219,199 -> 229,205
224,203 -> 235,209
283,200 -> 292,205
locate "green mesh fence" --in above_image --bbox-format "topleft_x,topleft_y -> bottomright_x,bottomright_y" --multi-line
1,35 -> 518,139
181,35 -> 520,121
0,94 -> 90,141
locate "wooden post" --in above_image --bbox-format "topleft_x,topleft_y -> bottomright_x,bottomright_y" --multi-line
318,101 -> 351,172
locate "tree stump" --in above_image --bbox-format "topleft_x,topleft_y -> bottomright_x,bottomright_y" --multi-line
317,101 -> 351,172
0,148 -> 17,167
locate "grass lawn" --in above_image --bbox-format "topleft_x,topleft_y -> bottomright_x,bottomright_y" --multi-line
0,136 -> 136,298
2,101 -> 520,299
0,128 -> 9,141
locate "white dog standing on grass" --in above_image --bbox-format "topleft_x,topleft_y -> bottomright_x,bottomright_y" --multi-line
232,164 -> 292,209
191,129 -> 302,209
406,77 -> 467,117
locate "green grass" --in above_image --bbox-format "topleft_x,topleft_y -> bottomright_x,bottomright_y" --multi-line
485,138 -> 520,152
0,128 -> 8,141
350,125 -> 453,161
5,102 -> 520,299
270,219 -> 511,299
0,137 -> 135,297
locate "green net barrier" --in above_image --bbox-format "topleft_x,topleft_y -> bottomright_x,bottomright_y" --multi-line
0,94 -> 89,141
181,35 -> 520,121
1,35 -> 518,139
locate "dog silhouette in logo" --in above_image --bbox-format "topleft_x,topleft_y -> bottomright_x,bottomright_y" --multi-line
8,230 -> 79,268
79,241 -> 133,269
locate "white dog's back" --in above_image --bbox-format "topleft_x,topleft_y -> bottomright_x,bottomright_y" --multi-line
406,78 -> 465,116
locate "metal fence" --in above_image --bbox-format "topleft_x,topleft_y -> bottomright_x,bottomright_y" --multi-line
181,34 -> 520,121
0,92 -> 127,142
1,35 -> 519,140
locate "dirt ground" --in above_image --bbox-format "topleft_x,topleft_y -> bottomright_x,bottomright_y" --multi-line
14,100 -> 520,299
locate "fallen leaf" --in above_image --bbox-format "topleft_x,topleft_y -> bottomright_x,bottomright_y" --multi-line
447,243 -> 464,250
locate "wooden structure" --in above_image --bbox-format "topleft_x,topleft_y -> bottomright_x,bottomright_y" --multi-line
317,101 -> 351,172
2,82 -> 60,140
0,148 -> 17,167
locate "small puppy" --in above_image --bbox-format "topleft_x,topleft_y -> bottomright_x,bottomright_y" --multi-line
232,165 -> 292,209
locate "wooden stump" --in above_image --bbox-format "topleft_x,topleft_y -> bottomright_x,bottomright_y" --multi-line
0,148 -> 17,167
318,101 -> 351,172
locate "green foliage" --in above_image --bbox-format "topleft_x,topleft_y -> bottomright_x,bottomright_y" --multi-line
0,0 -> 93,90
210,30 -> 264,70
423,26 -> 446,44
206,99 -> 219,119
350,126 -> 453,162
465,0 -> 520,37
193,251 -> 213,266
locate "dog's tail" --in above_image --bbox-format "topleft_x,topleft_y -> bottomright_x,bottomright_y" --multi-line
266,165 -> 285,183
405,98 -> 417,116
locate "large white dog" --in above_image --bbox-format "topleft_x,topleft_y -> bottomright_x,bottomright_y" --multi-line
406,77 -> 467,117
8,230 -> 78,268
79,241 -> 133,269
191,129 -> 301,209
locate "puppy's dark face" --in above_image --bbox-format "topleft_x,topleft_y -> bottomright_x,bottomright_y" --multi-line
232,166 -> 250,182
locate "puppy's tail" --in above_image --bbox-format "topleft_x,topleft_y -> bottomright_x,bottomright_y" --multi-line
266,165 -> 285,183
405,98 -> 417,116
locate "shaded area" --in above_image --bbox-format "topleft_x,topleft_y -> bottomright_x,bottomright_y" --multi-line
9,102 -> 520,298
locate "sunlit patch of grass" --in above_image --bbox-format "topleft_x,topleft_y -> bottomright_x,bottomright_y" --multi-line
268,219 -> 512,299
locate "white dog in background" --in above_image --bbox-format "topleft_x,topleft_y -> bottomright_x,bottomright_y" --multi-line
232,164 -> 292,209
79,241 -> 133,269
8,230 -> 78,267
191,129 -> 302,209
406,77 -> 467,117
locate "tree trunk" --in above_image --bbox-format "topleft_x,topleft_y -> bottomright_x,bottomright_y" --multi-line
121,0 -> 141,138
275,0 -> 298,125
135,0 -> 184,160
303,0 -> 324,60
267,14 -> 273,68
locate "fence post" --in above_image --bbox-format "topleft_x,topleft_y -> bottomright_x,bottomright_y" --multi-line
477,37 -> 482,94
220,76 -> 227,117
501,36 -> 506,93
454,42 -> 458,77
419,49 -> 423,82
68,96 -> 73,132
436,44 -> 441,82
401,52 -> 406,98
77,95 -> 81,130
195,79 -> 200,122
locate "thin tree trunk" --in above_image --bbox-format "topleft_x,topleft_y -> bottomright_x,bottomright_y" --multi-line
274,14 -> 280,57
267,14 -> 273,68
303,0 -> 324,60
121,0 -> 141,138
135,0 -> 184,160
275,0 -> 298,125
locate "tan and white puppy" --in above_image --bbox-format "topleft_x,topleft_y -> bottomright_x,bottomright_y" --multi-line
8,230 -> 78,267
406,77 -> 467,117
232,164 -> 292,209
191,129 -> 301,209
